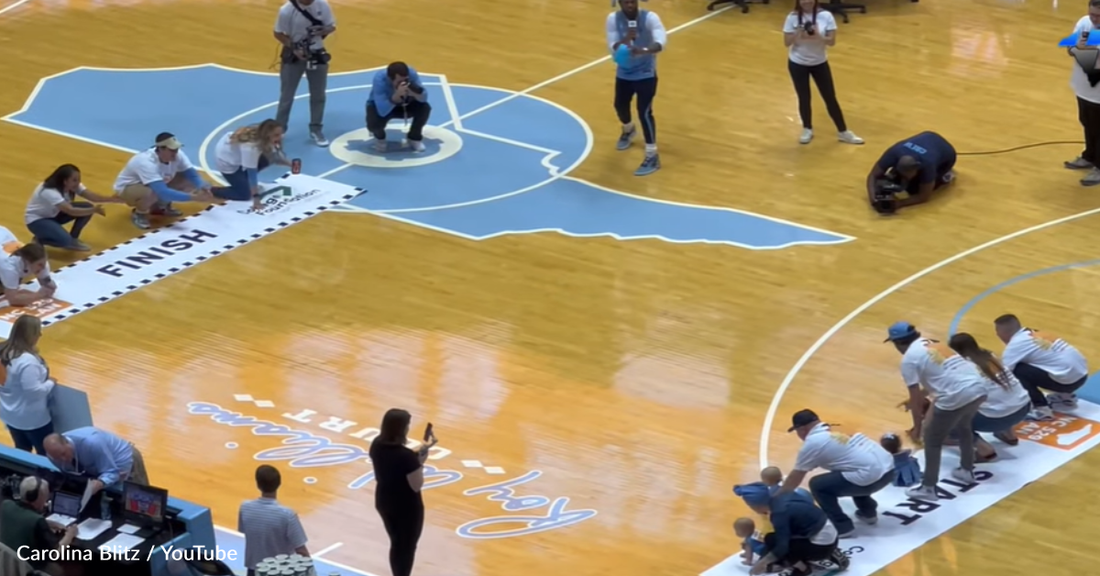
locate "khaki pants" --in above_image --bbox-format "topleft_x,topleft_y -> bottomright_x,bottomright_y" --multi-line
124,444 -> 150,486
118,175 -> 194,208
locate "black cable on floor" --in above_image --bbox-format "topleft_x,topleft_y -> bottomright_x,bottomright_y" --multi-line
957,141 -> 1083,156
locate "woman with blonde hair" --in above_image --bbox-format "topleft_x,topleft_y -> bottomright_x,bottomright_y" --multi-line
211,119 -> 288,209
0,314 -> 54,455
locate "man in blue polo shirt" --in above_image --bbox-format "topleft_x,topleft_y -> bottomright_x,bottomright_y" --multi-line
865,131 -> 957,213
367,62 -> 432,153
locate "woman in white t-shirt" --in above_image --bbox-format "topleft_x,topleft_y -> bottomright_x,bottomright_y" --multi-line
211,120 -> 288,210
782,0 -> 863,146
25,164 -> 122,252
0,315 -> 54,455
949,333 -> 1031,459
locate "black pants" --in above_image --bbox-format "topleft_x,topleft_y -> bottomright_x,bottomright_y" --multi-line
614,76 -> 658,145
788,60 -> 847,132
1078,97 -> 1100,165
378,505 -> 424,576
762,531 -> 836,566
1013,363 -> 1087,408
8,422 -> 53,455
367,100 -> 432,142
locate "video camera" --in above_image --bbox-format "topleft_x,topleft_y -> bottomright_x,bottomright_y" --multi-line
872,170 -> 905,215
294,36 -> 331,69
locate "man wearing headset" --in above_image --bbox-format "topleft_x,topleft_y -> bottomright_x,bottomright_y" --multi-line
0,476 -> 77,575
865,131 -> 957,214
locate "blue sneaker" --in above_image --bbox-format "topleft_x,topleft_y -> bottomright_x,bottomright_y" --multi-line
634,154 -> 660,176
616,129 -> 636,151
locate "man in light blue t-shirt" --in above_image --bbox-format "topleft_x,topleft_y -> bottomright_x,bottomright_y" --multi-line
607,0 -> 668,176
366,62 -> 432,153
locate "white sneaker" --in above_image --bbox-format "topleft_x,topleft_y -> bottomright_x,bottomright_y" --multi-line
408,139 -> 425,153
950,468 -> 975,484
905,484 -> 939,501
373,140 -> 387,152
799,128 -> 814,145
1028,406 -> 1055,421
1047,393 -> 1078,408
838,130 -> 864,145
942,170 -> 956,184
310,130 -> 329,147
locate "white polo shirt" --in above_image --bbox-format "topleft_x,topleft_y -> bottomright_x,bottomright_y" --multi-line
1001,328 -> 1088,385
0,254 -> 52,291
25,184 -> 87,225
213,133 -> 264,174
1070,16 -> 1100,104
113,149 -> 195,192
782,10 -> 837,67
275,0 -> 336,45
900,338 -> 987,410
792,424 -> 894,486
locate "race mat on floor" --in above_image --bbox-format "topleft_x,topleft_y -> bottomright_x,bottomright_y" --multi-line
0,173 -> 364,330
703,401 -> 1100,576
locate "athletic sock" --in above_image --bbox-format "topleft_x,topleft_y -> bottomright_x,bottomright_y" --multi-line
645,144 -> 658,157
622,123 -> 635,134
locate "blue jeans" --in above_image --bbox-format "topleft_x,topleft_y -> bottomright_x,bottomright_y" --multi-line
809,469 -> 897,533
212,156 -> 271,201
8,421 -> 54,455
27,202 -> 93,248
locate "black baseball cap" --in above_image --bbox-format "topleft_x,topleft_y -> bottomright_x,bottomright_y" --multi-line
788,409 -> 820,432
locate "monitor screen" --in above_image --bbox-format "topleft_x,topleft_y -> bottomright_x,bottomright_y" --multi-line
122,482 -> 168,524
51,491 -> 81,518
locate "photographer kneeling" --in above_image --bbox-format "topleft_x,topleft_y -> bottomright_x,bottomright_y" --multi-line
274,0 -> 336,148
866,131 -> 957,215
367,62 -> 432,153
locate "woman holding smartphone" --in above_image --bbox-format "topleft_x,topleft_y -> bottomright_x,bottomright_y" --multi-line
369,408 -> 436,576
782,0 -> 863,146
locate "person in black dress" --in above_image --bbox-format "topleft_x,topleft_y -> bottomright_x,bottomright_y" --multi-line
369,408 -> 436,576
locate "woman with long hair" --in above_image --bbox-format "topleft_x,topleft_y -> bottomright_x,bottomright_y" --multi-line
25,164 -> 122,251
0,315 -> 54,455
949,332 -> 1031,459
211,119 -> 289,209
369,408 -> 436,576
782,0 -> 863,146
0,242 -> 57,307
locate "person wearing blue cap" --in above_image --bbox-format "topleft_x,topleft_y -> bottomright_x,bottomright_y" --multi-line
733,482 -> 848,576
606,0 -> 667,177
777,409 -> 895,538
885,322 -> 987,501
864,131 -> 956,214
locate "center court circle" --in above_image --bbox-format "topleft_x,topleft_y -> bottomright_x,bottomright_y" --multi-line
329,126 -> 463,169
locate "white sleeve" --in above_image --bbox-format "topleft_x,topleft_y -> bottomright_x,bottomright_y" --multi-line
648,12 -> 668,48
822,11 -> 838,32
275,4 -> 292,34
606,13 -> 619,52
1000,338 -> 1026,371
322,1 -> 336,26
1075,16 -> 1092,35
0,259 -> 22,290
41,188 -> 66,207
177,150 -> 195,171
792,442 -> 820,472
134,158 -> 164,186
900,356 -> 921,388
782,13 -> 798,33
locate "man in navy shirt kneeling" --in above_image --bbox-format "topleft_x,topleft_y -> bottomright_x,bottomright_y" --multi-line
866,131 -> 957,214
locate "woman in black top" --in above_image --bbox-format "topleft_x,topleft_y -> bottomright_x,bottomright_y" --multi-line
369,408 -> 436,576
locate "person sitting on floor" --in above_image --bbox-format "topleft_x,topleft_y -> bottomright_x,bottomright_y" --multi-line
994,314 -> 1089,421
733,482 -> 849,576
0,243 -> 56,307
865,131 -> 957,214
113,132 -> 216,229
211,119 -> 291,210
25,164 -> 124,252
949,332 -> 1031,460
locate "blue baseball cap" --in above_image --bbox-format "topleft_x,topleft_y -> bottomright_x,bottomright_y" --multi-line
884,321 -> 918,342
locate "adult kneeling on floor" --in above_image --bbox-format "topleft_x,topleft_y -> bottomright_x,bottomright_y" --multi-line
733,481 -> 849,576
777,409 -> 896,538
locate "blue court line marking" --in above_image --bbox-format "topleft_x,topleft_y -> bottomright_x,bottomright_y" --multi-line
947,259 -> 1100,336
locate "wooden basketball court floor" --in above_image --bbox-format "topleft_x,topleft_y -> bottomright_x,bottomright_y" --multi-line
3,0 -> 1100,574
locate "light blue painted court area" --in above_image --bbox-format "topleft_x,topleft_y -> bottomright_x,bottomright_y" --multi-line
1,64 -> 854,249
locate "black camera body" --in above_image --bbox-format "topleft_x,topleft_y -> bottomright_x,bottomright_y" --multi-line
803,21 -> 815,35
293,38 -> 331,69
872,180 -> 904,215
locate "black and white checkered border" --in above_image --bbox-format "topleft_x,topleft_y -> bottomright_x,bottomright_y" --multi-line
35,179 -> 366,328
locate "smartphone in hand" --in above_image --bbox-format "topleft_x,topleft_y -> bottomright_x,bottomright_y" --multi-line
424,422 -> 434,442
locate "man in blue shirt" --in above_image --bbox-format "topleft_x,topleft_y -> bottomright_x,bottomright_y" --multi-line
367,62 -> 432,153
607,0 -> 668,176
865,131 -> 957,213
42,426 -> 149,496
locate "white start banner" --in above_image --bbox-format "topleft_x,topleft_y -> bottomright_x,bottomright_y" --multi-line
702,401 -> 1100,576
0,173 -> 364,331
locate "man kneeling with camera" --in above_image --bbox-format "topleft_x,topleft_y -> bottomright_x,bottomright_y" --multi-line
367,62 -> 432,153
866,131 -> 957,214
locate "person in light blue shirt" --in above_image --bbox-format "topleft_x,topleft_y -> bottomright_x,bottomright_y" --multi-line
366,62 -> 432,153
43,426 -> 149,496
0,315 -> 54,455
606,0 -> 667,176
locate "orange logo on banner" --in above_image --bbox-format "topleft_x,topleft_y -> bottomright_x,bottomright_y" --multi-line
1015,414 -> 1100,451
0,298 -> 73,324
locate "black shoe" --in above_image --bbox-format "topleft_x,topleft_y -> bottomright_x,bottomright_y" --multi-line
829,547 -> 851,571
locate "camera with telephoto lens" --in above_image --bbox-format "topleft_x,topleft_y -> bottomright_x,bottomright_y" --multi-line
803,21 -> 815,35
872,179 -> 904,215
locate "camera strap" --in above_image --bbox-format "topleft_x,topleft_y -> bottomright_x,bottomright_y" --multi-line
289,0 -> 325,29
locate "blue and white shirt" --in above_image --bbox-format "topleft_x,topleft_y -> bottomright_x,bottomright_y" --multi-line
606,9 -> 668,81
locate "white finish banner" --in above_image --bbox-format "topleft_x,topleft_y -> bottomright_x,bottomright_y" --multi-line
0,174 -> 364,331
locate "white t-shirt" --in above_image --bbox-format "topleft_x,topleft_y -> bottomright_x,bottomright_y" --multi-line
1070,16 -> 1100,104
113,149 -> 195,192
214,133 -> 265,174
783,10 -> 837,67
274,0 -> 336,45
0,254 -> 52,291
900,338 -> 987,410
792,424 -> 895,486
1001,328 -> 1089,385
971,359 -> 1031,418
25,183 -> 87,225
